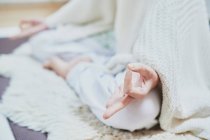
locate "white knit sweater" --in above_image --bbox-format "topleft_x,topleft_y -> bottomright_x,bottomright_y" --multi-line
133,0 -> 210,139
46,0 -> 156,54
45,0 -> 210,139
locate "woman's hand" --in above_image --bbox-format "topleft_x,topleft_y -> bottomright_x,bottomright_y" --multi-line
103,63 -> 159,119
10,19 -> 48,40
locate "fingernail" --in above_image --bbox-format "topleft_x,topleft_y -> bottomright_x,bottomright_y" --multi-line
103,113 -> 109,120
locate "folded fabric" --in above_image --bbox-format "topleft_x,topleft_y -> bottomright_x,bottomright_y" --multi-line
132,0 -> 210,139
44,0 -> 210,139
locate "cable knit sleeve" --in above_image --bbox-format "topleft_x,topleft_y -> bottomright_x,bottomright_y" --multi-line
45,0 -> 115,28
133,0 -> 210,139
133,0 -> 178,129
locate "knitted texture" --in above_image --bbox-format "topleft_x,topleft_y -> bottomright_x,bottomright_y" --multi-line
0,45 -> 199,140
133,0 -> 210,139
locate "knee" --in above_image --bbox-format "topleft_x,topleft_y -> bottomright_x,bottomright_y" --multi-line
30,31 -> 54,62
100,89 -> 161,131
137,89 -> 161,121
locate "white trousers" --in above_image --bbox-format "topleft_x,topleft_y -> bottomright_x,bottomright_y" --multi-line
66,63 -> 160,131
30,29 -> 115,64
31,30 -> 161,131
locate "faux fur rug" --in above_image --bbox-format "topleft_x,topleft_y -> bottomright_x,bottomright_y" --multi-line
0,43 -> 200,140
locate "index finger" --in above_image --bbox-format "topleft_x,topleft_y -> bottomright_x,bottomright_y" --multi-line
123,69 -> 132,94
103,95 -> 134,119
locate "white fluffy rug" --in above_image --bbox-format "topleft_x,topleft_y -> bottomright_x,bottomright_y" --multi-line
0,44 -> 200,140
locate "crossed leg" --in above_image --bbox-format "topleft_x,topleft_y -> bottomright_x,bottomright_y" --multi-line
43,56 -> 92,79
43,56 -> 161,131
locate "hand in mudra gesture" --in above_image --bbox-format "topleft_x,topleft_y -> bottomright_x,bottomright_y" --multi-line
10,19 -> 48,40
103,63 -> 159,119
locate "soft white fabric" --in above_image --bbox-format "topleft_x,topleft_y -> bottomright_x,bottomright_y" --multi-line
0,54 -> 97,140
30,29 -> 160,131
0,114 -> 15,140
66,62 -> 160,131
30,30 -> 115,63
132,0 -> 210,139
0,45 -> 200,140
44,0 -> 210,139
45,0 -> 155,55
206,0 -> 210,19
105,54 -> 137,74
45,0 -> 115,41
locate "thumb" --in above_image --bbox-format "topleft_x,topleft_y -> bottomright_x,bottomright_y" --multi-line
127,63 -> 156,80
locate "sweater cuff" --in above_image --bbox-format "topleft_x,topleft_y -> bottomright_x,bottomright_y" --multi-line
44,15 -> 60,28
